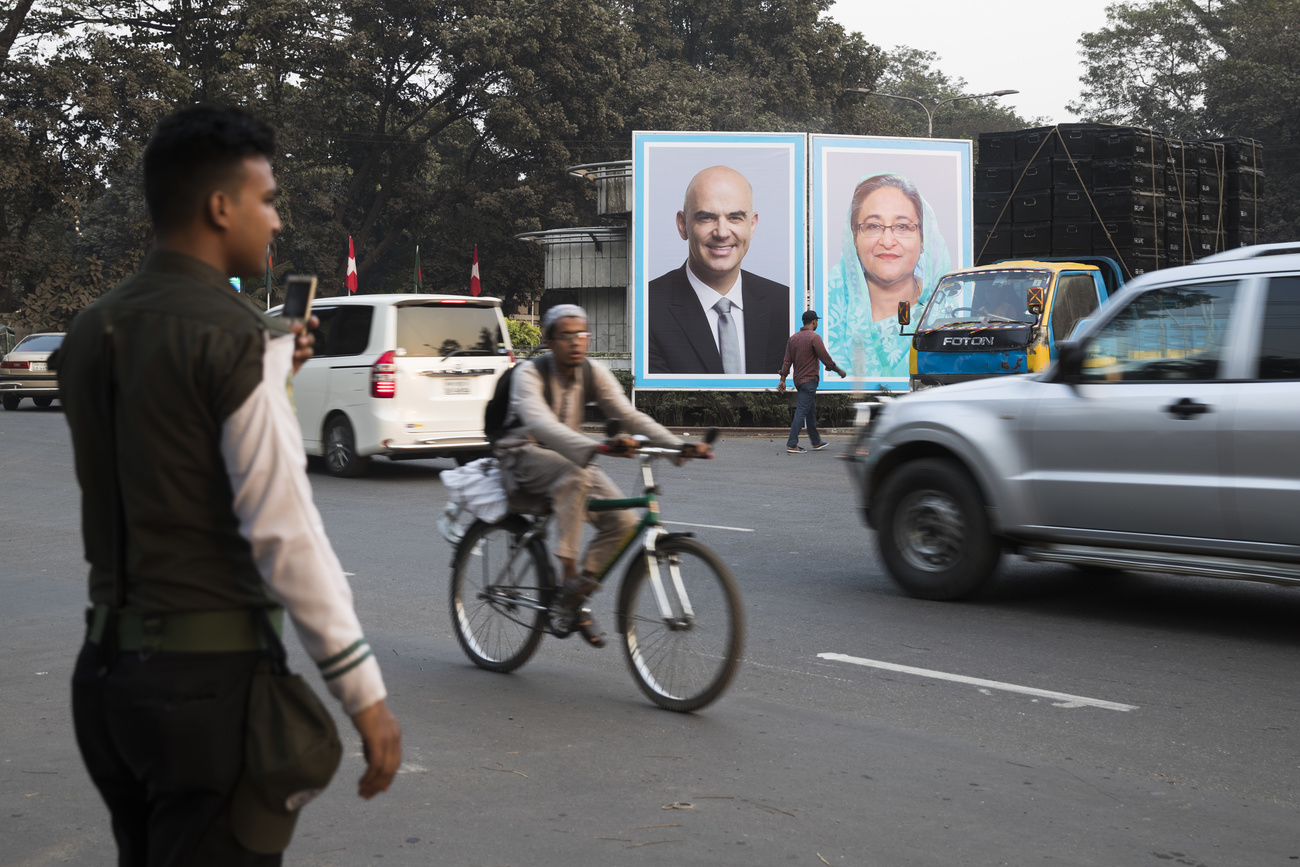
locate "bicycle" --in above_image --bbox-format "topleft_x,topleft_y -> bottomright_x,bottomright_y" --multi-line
448,425 -> 744,712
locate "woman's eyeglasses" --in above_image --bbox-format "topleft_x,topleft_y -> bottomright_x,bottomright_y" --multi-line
853,222 -> 920,239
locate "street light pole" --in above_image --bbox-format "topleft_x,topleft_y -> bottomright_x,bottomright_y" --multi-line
845,88 -> 1019,137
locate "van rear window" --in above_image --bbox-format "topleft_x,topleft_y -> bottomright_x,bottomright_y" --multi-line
396,305 -> 504,358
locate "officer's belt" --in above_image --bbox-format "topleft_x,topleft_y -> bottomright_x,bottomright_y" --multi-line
86,604 -> 284,653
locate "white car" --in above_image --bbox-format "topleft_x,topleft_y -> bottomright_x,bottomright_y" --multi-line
1,332 -> 65,411
283,294 -> 514,477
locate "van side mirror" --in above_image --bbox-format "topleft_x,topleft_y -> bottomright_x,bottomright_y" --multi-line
1027,284 -> 1045,316
897,301 -> 910,326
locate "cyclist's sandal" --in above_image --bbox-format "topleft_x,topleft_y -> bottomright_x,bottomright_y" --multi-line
575,610 -> 607,648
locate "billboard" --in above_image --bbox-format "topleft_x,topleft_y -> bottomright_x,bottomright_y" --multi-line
634,132 -> 806,390
811,135 -> 973,392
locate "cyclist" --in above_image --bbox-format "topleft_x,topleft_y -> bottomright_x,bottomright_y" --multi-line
495,304 -> 710,646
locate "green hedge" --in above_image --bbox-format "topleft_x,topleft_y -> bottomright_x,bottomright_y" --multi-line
606,378 -> 853,429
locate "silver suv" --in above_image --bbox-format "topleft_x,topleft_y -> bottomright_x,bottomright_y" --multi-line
849,243 -> 1300,600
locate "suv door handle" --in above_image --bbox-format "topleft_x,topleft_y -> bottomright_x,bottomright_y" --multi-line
1164,397 -> 1211,420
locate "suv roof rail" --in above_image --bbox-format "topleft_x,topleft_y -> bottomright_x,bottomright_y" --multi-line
1201,242 -> 1300,263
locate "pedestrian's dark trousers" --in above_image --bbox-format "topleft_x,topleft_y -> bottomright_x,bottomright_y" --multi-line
787,379 -> 821,448
72,642 -> 283,867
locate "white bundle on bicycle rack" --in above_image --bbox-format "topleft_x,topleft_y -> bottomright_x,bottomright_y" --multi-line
440,457 -> 510,524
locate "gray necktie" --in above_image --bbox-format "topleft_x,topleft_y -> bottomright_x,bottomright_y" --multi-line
714,297 -> 742,374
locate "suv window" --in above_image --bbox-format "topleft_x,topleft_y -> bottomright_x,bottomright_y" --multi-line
1256,276 -> 1300,380
1079,280 -> 1238,382
312,306 -> 374,358
1050,274 -> 1100,342
396,304 -> 503,358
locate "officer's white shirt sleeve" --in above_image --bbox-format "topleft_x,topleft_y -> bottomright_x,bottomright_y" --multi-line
220,331 -> 386,716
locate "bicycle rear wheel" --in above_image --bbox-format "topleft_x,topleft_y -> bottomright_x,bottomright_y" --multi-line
617,536 -> 744,712
450,517 -> 552,673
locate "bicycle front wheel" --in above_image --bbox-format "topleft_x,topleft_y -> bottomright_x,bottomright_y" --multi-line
617,536 -> 744,712
450,517 -> 552,673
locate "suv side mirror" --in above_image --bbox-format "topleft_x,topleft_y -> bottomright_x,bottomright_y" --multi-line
1054,340 -> 1084,385
897,301 -> 910,327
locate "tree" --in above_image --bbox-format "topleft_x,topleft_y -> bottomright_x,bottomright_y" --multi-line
1068,0 -> 1217,138
860,47 -> 1035,140
1069,0 -> 1300,241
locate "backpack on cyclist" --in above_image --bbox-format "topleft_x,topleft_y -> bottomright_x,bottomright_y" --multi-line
484,354 -> 595,443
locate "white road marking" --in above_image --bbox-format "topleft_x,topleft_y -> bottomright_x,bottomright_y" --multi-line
817,653 -> 1138,711
661,520 -> 753,533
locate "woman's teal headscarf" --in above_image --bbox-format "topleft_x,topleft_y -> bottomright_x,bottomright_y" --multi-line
825,173 -> 952,381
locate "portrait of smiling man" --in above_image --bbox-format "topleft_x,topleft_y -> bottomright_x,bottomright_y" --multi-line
647,164 -> 791,375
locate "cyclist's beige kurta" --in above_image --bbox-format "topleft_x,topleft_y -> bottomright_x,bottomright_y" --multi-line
496,359 -> 682,575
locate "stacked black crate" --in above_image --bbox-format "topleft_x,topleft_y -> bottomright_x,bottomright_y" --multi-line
1187,141 -> 1224,258
1163,139 -> 1197,266
1009,127 -> 1055,261
1047,123 -> 1102,258
974,131 -> 1016,265
1216,138 -> 1264,250
1091,127 -> 1166,275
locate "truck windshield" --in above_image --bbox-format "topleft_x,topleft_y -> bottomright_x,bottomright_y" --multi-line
916,269 -> 1050,331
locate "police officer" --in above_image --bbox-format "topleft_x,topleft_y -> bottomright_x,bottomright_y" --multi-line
58,106 -> 402,865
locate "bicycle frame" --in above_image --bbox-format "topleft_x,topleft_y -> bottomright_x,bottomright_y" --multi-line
586,453 -> 693,627
467,449 -> 698,628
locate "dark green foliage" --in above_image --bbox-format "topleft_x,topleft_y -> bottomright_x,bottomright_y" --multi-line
1070,0 -> 1300,243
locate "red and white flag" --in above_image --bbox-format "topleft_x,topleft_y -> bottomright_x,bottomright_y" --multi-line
470,244 -> 481,297
345,236 -> 358,294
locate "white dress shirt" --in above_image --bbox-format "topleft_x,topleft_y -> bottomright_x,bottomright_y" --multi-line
685,265 -> 748,372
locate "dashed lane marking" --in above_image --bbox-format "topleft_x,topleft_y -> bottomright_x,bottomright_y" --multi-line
817,653 -> 1138,711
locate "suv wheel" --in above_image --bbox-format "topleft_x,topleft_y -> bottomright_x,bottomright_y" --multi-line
876,458 -> 1000,600
33,397 -> 52,408
324,415 -> 369,478
2,394 -> 19,411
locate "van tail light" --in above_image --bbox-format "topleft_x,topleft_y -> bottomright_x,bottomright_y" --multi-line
1,361 -> 30,370
371,350 -> 397,398
507,349 -> 516,366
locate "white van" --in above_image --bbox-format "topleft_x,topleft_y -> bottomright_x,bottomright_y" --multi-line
283,294 -> 514,477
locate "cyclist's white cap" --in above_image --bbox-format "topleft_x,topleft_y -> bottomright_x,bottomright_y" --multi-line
542,304 -> 588,337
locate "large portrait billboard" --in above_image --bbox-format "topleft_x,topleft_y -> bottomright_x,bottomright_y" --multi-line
634,132 -> 806,390
811,135 -> 972,392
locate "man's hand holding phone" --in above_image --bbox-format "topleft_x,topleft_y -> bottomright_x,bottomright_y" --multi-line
281,274 -> 319,375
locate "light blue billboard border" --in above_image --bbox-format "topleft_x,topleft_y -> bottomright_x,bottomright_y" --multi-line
809,135 -> 973,393
633,131 -> 807,391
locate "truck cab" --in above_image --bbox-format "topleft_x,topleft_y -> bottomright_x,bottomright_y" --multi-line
908,258 -> 1122,391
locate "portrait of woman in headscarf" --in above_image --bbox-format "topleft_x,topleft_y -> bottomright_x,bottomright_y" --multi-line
825,172 -> 952,380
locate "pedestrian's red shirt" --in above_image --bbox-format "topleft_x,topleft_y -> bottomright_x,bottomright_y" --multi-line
780,328 -> 837,385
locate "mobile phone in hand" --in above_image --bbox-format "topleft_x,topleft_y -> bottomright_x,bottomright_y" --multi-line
282,274 -> 318,322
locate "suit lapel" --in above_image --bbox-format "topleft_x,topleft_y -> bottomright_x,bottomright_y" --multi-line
741,273 -> 772,372
669,266 -> 723,373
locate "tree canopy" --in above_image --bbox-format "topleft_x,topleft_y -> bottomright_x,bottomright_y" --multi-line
1070,0 -> 1299,240
0,0 -> 1036,329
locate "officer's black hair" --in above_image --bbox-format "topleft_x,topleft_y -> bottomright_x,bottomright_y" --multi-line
143,105 -> 277,232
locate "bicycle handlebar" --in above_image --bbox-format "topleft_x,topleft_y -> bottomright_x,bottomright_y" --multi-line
599,431 -> 718,459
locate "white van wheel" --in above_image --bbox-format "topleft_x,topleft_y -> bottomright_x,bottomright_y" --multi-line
324,415 -> 369,478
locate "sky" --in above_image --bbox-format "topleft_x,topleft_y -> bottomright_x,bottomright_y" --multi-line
829,0 -> 1115,125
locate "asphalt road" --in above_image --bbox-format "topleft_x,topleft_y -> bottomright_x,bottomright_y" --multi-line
3,405 -> 1298,866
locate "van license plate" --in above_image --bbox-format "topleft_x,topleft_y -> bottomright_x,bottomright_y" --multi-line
30,362 -> 46,372
443,379 -> 470,395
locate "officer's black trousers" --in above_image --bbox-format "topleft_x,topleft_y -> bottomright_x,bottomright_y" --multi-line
72,643 -> 283,867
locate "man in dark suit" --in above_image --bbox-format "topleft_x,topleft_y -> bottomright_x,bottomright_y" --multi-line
648,165 -> 790,374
